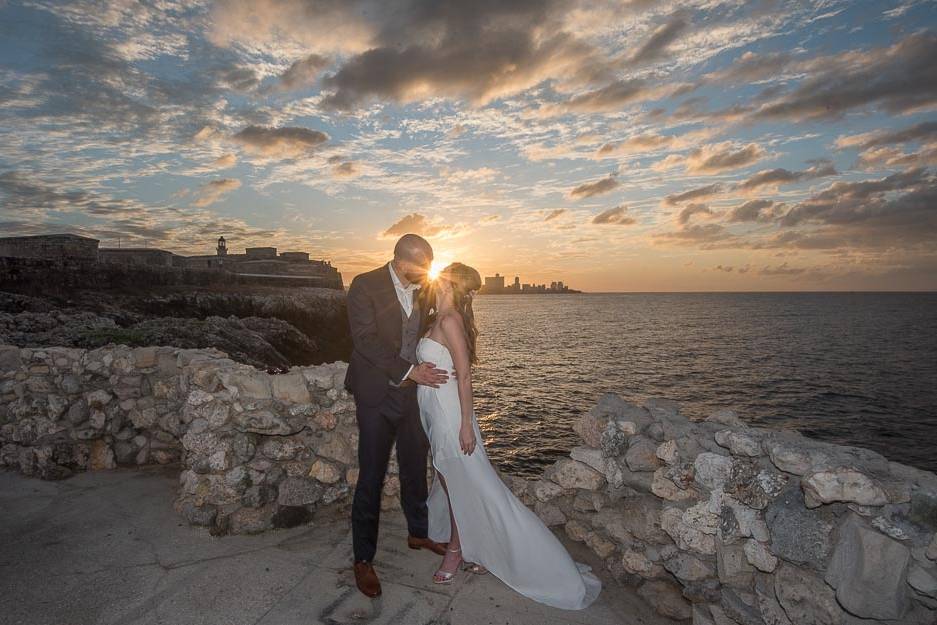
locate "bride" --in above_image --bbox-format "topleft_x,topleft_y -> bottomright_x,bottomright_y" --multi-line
414,262 -> 602,610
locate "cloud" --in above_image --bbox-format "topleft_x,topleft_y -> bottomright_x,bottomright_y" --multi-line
331,161 -> 359,178
736,160 -> 837,192
653,222 -> 733,247
596,133 -> 672,157
726,199 -> 780,223
760,262 -> 806,276
664,183 -> 722,206
592,205 -> 635,225
544,208 -> 566,221
751,32 -> 937,121
710,50 -> 793,83
686,142 -> 765,174
232,125 -> 329,158
314,2 -> 607,110
570,174 -> 619,199
629,10 -> 689,64
193,178 -> 241,207
835,120 -> 937,150
271,53 -> 330,93
676,202 -> 713,225
382,213 -> 449,238
211,154 -> 237,169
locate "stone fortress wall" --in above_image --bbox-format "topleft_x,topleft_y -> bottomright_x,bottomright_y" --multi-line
1,344 -> 935,623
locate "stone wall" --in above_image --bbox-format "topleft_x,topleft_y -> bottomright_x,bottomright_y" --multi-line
4,344 -> 937,623
509,394 -> 937,624
0,344 -> 383,535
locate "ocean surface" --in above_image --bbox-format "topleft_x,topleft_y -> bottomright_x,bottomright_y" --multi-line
467,292 -> 937,478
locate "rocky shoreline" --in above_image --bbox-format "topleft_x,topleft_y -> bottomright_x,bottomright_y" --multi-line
1,344 -> 935,624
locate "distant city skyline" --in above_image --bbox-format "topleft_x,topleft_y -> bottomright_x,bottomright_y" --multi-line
1,2 -> 936,291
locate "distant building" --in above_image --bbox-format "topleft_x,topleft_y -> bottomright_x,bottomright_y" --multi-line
0,232 -> 343,289
98,248 -> 175,267
0,233 -> 99,260
478,271 -> 581,294
483,273 -> 506,293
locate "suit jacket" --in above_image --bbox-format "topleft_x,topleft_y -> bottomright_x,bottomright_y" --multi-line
343,263 -> 423,406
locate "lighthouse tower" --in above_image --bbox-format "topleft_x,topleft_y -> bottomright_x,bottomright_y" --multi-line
216,235 -> 227,257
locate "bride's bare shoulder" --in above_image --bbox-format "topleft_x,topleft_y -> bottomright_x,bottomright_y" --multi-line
438,312 -> 467,335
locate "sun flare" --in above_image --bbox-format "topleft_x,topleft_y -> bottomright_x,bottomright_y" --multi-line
428,259 -> 445,280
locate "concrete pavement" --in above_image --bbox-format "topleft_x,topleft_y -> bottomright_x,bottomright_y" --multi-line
0,466 -> 675,625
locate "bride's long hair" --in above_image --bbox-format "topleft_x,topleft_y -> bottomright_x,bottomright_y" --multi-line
419,262 -> 482,365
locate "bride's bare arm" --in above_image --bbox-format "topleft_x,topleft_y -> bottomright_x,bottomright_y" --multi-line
440,314 -> 476,454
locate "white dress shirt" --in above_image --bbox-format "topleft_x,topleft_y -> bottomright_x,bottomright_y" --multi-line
388,261 -> 420,385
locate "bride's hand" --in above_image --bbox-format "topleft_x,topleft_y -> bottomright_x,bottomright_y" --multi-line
459,423 -> 476,455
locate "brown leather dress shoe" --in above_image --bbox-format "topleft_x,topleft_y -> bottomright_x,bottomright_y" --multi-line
353,560 -> 381,597
407,535 -> 447,556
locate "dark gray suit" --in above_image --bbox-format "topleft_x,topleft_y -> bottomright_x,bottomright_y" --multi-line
344,263 -> 430,562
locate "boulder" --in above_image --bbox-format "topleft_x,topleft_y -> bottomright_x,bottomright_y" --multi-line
694,453 -> 734,492
662,506 -> 716,555
271,372 -> 311,403
927,534 -> 937,561
569,445 -> 605,474
625,436 -> 662,472
656,440 -> 679,465
652,467 -> 699,501
775,564 -> 847,625
621,548 -> 666,578
662,552 -> 715,582
765,483 -> 836,569
801,467 -> 888,507
715,430 -> 761,457
743,539 -> 778,573
825,514 -> 911,620
716,539 -> 754,589
532,479 -> 566,502
546,458 -> 605,490
309,459 -> 341,484
908,565 -> 937,599
534,501 -> 566,526
707,408 -> 744,427
277,477 -> 322,506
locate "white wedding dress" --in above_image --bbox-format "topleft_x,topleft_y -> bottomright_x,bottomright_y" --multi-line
416,336 -> 602,610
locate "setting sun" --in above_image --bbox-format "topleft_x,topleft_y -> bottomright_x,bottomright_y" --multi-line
428,259 -> 447,281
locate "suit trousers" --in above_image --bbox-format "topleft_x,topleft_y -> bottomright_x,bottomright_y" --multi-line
351,383 -> 431,562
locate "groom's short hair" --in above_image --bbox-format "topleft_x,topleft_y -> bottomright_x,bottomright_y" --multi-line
394,234 -> 432,263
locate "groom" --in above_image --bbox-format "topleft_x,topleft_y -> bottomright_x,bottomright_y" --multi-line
343,233 -> 451,598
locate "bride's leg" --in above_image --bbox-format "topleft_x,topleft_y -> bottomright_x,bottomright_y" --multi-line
435,472 -> 463,576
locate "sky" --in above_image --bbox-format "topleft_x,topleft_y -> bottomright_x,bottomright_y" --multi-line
1,0 -> 936,291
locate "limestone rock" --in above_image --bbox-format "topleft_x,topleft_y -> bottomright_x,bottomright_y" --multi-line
547,458 -> 605,490
656,440 -> 678,465
775,564 -> 846,625
652,467 -> 699,501
663,552 -> 715,582
625,436 -> 662,472
825,514 -> 911,620
743,539 -> 778,573
532,479 -> 566,502
622,548 -> 666,578
534,501 -> 566,526
694,452 -> 734,492
277,476 -> 322,506
569,445 -> 605,474
662,506 -> 716,555
716,539 -> 754,589
765,483 -> 835,569
565,519 -> 590,542
309,459 -> 341,484
801,467 -> 888,508
584,532 -> 616,559
908,565 -> 937,599
715,430 -> 761,457
271,372 -> 311,403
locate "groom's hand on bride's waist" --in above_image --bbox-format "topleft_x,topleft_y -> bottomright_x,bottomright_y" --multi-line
407,362 -> 449,387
